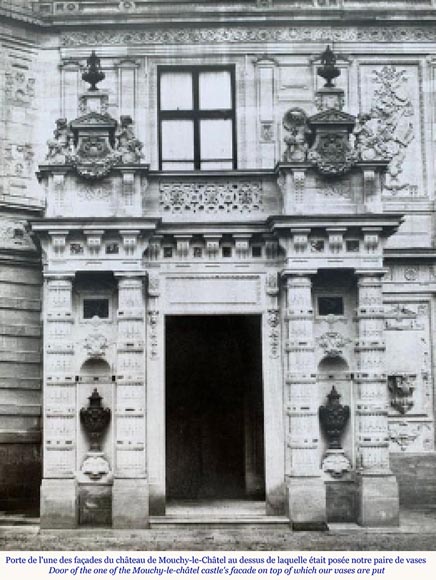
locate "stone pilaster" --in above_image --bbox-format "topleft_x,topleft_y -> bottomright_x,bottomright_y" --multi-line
355,271 -> 399,526
41,275 -> 77,528
112,274 -> 148,528
283,272 -> 326,528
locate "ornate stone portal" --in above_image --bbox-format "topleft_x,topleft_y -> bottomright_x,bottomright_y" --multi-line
32,47 -> 403,529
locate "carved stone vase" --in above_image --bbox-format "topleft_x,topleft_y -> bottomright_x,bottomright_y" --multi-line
319,386 -> 351,479
80,388 -> 111,452
319,385 -> 350,449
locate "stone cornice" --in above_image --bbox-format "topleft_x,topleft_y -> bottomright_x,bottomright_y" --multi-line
4,1 -> 436,31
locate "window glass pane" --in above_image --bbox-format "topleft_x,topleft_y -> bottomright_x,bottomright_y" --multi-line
83,299 -> 109,319
161,120 -> 194,161
200,119 -> 233,161
318,297 -> 344,316
160,72 -> 193,110
162,162 -> 195,171
199,70 -> 232,110
200,161 -> 233,170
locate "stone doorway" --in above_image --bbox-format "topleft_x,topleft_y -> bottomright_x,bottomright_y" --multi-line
165,315 -> 265,501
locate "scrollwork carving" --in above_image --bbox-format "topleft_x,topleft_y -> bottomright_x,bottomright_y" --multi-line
317,331 -> 351,358
354,66 -> 414,193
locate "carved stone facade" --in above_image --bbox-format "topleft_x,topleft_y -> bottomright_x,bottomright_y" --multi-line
1,1 -> 436,529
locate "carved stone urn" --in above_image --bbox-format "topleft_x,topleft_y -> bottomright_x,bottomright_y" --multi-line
80,388 -> 111,452
319,386 -> 351,479
319,385 -> 350,449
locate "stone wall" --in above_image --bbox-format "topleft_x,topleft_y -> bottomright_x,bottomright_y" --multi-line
0,15 -> 43,508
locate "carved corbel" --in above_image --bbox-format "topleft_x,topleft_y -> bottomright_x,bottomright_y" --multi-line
291,228 -> 310,253
120,230 -> 140,255
175,235 -> 191,259
84,230 -> 104,254
362,228 -> 381,253
49,230 -> 68,254
147,235 -> 163,261
233,235 -> 251,259
204,235 -> 221,259
264,235 -> 279,260
326,228 -> 346,253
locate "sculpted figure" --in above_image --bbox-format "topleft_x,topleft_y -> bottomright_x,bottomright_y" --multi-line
45,118 -> 73,164
282,108 -> 310,163
115,115 -> 143,163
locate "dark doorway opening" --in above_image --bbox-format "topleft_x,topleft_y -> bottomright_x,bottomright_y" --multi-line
165,315 -> 265,500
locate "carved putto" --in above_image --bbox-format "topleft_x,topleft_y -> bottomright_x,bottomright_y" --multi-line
282,108 -> 310,163
45,118 -> 73,164
116,115 -> 143,163
43,112 -> 145,180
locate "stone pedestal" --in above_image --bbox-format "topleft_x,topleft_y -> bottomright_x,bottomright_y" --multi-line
79,483 -> 112,526
40,479 -> 77,528
287,477 -> 327,530
357,474 -> 399,527
112,478 -> 149,529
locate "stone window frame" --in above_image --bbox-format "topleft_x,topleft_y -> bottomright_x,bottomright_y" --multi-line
157,65 -> 237,170
80,293 -> 113,323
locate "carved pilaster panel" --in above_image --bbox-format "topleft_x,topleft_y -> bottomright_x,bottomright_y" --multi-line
384,301 -> 434,451
355,272 -> 390,473
283,274 -> 320,478
358,63 -> 424,197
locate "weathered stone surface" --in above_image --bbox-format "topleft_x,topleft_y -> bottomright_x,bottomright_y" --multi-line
112,479 -> 149,529
357,474 -> 400,527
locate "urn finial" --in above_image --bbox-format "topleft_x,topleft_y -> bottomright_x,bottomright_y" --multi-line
82,51 -> 105,91
317,45 -> 340,88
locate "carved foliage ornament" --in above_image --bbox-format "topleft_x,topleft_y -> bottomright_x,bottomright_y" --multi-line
84,333 -> 109,359
61,27 -> 436,48
317,331 -> 351,358
388,374 -> 416,414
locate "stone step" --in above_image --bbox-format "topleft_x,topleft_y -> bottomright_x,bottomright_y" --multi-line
149,515 -> 289,528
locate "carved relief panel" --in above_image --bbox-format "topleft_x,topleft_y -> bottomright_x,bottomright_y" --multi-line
384,301 -> 434,452
358,63 -> 425,198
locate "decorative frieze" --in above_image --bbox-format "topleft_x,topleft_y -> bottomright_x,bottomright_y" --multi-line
61,26 -> 436,48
